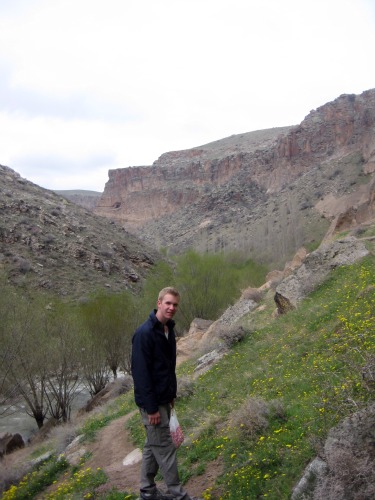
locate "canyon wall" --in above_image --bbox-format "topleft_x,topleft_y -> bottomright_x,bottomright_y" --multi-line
95,89 -> 375,264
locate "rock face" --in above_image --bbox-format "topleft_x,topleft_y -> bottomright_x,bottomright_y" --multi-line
95,89 -> 375,266
274,237 -> 369,314
292,404 -> 375,500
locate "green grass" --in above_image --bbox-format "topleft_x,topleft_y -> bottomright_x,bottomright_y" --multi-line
79,393 -> 137,441
1,456 -> 69,500
165,256 -> 374,499
121,255 -> 375,499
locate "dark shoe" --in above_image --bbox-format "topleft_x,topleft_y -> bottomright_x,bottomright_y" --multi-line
140,489 -> 175,500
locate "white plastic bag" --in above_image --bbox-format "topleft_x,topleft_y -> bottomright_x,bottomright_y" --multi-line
169,408 -> 184,448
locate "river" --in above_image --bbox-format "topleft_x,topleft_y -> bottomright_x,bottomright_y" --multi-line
0,388 -> 91,442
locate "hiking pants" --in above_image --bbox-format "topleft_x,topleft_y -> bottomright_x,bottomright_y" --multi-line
139,404 -> 191,500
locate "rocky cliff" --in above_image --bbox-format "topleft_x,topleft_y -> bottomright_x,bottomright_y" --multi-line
95,89 -> 375,266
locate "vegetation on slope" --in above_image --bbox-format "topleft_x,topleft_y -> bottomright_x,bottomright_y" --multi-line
139,254 -> 374,499
1,247 -> 374,499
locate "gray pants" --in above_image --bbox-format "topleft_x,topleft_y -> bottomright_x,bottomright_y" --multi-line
140,404 -> 191,500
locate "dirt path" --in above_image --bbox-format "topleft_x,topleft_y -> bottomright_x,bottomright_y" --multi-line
84,412 -> 141,496
82,412 -> 217,498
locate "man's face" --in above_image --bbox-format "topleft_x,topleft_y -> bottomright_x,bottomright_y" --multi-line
156,293 -> 179,324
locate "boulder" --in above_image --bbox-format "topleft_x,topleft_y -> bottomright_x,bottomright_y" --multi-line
292,403 -> 375,499
0,432 -> 25,457
79,376 -> 133,414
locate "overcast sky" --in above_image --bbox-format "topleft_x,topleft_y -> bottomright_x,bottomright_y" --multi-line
0,0 -> 374,192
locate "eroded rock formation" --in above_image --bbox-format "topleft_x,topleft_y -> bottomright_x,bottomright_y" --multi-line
95,89 -> 375,264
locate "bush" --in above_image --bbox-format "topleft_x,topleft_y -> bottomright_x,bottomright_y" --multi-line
177,376 -> 195,399
216,324 -> 246,348
230,397 -> 286,440
230,397 -> 270,439
241,287 -> 264,302
17,257 -> 31,273
48,422 -> 78,454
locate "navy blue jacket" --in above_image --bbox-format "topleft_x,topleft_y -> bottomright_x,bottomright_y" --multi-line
131,310 -> 177,414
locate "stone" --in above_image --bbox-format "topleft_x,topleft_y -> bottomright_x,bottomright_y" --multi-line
123,448 -> 142,466
0,433 -> 25,457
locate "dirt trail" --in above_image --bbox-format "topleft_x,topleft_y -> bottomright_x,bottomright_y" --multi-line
82,412 -> 214,498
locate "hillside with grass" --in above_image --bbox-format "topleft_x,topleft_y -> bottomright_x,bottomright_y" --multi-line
1,225 -> 374,499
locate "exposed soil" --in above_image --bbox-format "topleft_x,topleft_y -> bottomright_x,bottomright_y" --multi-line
83,412 -> 221,498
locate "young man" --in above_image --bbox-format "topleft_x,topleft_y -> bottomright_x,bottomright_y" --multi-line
131,287 -> 201,500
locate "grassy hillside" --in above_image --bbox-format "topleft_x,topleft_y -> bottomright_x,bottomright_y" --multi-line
1,239 -> 374,499
160,250 -> 374,498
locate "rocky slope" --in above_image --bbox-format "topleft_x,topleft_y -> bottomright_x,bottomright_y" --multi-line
95,89 -> 375,267
0,165 -> 159,299
54,190 -> 102,210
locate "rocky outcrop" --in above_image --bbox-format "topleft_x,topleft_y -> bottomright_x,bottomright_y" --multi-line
274,237 -> 369,314
95,127 -> 292,230
0,433 -> 25,457
292,404 -> 375,500
95,89 -> 375,264
78,376 -> 133,414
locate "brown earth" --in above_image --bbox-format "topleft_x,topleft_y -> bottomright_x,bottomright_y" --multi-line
82,411 -> 221,498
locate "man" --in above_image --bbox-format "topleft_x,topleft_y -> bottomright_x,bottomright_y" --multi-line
132,287 -> 201,500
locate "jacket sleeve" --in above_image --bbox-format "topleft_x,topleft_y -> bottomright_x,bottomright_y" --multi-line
132,327 -> 159,414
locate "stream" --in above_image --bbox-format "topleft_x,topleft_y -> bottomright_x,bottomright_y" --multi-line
0,388 -> 91,442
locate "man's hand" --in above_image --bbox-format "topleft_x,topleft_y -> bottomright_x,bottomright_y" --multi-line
148,411 -> 161,425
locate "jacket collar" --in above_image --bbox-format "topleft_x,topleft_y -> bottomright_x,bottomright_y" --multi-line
150,309 -> 175,329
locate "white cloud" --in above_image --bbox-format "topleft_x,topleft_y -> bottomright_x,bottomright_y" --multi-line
0,0 -> 374,191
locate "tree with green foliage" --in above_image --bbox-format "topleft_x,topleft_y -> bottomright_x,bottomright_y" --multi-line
173,250 -> 240,331
43,304 -> 83,422
0,293 -> 49,428
138,260 -> 175,319
0,281 -> 85,427
80,327 -> 111,397
79,290 -> 137,382
135,251 -> 268,333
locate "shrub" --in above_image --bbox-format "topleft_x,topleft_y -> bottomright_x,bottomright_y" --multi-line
177,376 -> 195,399
17,257 -> 31,273
230,397 -> 270,439
44,233 -> 55,244
241,287 -> 264,302
216,324 -> 246,348
48,422 -> 78,454
230,397 -> 286,440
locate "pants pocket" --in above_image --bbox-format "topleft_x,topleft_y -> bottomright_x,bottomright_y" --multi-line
146,424 -> 172,447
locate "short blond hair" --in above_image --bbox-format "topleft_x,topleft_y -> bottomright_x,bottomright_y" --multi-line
158,287 -> 180,301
